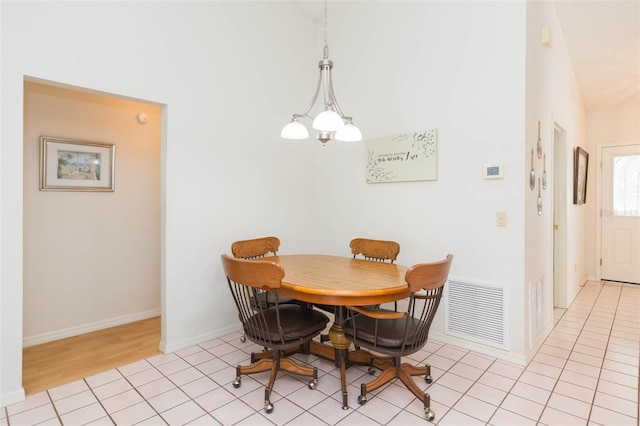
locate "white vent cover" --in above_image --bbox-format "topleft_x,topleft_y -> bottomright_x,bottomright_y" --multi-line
445,278 -> 507,349
529,278 -> 544,349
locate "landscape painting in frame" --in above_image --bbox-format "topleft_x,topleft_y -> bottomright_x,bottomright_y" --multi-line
40,136 -> 115,192
573,146 -> 589,204
366,129 -> 438,183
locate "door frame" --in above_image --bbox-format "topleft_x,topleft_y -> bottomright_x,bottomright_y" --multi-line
596,141 -> 640,280
552,122 -> 568,308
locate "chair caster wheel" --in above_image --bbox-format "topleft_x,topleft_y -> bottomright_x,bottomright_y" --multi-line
265,402 -> 274,414
367,366 -> 375,375
240,336 -> 246,343
425,408 -> 435,421
308,379 -> 317,390
232,378 -> 241,388
357,395 -> 367,405
425,374 -> 433,384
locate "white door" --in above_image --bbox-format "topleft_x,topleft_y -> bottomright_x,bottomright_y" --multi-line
601,144 -> 640,284
553,126 -> 568,307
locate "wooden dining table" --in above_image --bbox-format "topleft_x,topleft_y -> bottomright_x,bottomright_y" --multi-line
254,254 -> 410,409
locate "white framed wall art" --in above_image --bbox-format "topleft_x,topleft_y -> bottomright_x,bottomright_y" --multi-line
366,129 -> 438,183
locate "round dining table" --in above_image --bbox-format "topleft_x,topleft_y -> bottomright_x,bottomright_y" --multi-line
255,254 -> 410,409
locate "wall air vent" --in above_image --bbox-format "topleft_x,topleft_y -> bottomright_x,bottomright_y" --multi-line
444,278 -> 507,349
529,278 -> 544,349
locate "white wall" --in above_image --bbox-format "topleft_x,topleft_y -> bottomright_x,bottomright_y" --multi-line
23,81 -> 162,345
314,1 -> 530,361
524,1 -> 587,351
1,1 -> 318,406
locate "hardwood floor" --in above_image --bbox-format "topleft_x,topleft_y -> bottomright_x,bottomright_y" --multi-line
22,316 -> 161,395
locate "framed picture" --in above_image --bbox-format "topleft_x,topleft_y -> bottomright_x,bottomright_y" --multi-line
573,146 -> 589,204
366,129 -> 438,183
40,136 -> 115,192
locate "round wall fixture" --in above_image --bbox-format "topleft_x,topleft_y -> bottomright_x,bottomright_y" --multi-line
137,113 -> 149,124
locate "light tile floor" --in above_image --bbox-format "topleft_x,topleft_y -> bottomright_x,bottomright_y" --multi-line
2,281 -> 638,425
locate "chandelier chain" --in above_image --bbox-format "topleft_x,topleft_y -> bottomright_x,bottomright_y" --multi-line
323,0 -> 328,50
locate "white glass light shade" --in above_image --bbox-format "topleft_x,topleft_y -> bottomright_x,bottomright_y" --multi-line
335,123 -> 362,142
312,109 -> 343,131
281,120 -> 309,139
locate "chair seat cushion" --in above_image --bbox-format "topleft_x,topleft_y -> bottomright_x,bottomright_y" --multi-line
344,312 -> 421,349
246,305 -> 329,343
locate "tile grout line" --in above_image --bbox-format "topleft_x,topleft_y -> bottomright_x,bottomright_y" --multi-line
578,281 -> 616,424
501,281 -> 604,425
112,361 -> 166,425
591,281 -> 639,422
552,281 -> 610,424
45,388 -> 62,426
81,377 -> 117,425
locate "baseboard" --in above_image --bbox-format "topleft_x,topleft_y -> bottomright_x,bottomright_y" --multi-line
0,387 -> 25,409
429,330 -> 527,366
159,323 -> 242,354
22,309 -> 161,347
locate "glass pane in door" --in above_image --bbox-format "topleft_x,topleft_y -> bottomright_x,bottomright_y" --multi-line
613,155 -> 640,217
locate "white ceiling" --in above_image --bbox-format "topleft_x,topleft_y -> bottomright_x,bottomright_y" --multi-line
293,0 -> 640,112
554,0 -> 639,111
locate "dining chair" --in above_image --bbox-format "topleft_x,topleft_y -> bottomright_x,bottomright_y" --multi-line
231,236 -> 300,342
221,254 -> 330,414
316,238 -> 401,333
349,238 -> 400,263
344,254 -> 453,422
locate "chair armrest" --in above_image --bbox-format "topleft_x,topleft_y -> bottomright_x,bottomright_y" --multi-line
347,306 -> 406,320
415,294 -> 438,300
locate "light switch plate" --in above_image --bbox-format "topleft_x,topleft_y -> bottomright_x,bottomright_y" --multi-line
496,212 -> 507,227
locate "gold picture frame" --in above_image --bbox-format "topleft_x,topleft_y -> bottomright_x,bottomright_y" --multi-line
40,136 -> 115,192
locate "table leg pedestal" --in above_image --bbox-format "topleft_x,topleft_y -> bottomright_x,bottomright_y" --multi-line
326,323 -> 352,410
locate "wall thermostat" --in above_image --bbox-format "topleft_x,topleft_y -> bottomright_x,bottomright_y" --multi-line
483,164 -> 504,179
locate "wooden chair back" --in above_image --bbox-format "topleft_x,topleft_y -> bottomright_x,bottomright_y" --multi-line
402,254 -> 453,351
221,254 -> 329,413
221,253 -> 283,290
349,238 -> 400,263
344,254 -> 453,417
346,254 -> 453,355
231,236 -> 280,260
220,253 -> 285,346
405,254 -> 453,293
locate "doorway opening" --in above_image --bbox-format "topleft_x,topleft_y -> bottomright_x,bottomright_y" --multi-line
22,78 -> 164,394
598,143 -> 640,285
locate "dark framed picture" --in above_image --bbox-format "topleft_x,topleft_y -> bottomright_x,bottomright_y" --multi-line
573,146 -> 589,204
40,136 -> 115,192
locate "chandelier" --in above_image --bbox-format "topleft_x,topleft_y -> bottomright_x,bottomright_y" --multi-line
280,1 -> 362,144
